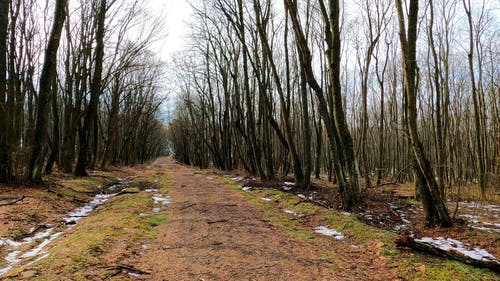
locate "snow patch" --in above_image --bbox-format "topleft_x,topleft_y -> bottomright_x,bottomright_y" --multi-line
415,237 -> 498,262
1,176 -> 131,276
242,186 -> 252,192
63,194 -> 115,224
314,226 -> 344,240
261,197 -> 272,202
152,194 -> 171,205
21,232 -> 62,258
460,214 -> 500,233
283,209 -> 296,215
151,194 -> 171,213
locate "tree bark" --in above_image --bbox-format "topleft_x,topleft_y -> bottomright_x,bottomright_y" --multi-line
395,0 -> 452,227
74,0 -> 107,176
28,0 -> 67,182
0,0 -> 10,183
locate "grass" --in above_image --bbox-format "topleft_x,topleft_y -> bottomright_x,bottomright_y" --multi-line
147,214 -> 169,227
221,176 -> 499,281
1,170 -> 174,280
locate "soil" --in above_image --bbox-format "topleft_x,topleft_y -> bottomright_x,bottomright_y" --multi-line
242,179 -> 500,260
0,158 -> 497,280
124,158 -> 398,280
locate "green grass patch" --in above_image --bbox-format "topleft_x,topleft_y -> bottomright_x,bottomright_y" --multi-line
147,214 -> 169,227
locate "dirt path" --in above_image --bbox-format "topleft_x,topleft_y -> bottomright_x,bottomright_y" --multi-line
127,158 -> 396,280
2,158 -> 498,280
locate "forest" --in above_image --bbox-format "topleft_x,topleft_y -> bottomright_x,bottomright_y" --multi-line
0,0 -> 168,184
0,0 -> 499,279
168,0 -> 498,226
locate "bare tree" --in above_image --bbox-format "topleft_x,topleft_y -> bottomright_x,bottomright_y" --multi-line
28,0 -> 68,182
395,0 -> 451,226
74,0 -> 107,176
0,0 -> 9,183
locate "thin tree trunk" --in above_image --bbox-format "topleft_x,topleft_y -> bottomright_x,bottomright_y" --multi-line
463,0 -> 486,198
28,0 -> 67,182
0,0 -> 10,183
74,0 -> 107,176
45,76 -> 60,174
395,0 -> 452,227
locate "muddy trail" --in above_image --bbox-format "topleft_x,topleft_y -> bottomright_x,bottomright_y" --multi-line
0,158 -> 497,280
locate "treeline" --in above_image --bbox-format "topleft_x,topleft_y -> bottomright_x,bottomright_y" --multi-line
0,0 -> 168,183
167,0 -> 498,225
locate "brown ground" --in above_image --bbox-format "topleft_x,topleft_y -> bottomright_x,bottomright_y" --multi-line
1,158 -> 497,280
126,158 -> 398,280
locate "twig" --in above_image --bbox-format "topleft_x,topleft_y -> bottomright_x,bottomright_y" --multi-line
180,203 -> 196,210
102,264 -> 151,278
207,219 -> 228,224
0,196 -> 25,207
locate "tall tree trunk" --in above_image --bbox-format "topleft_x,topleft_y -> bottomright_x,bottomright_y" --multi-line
428,0 -> 446,197
463,0 -> 486,198
285,0 -> 352,208
300,68 -> 312,187
101,77 -> 120,169
395,0 -> 452,227
74,0 -> 107,176
320,0 -> 361,205
0,0 -> 10,183
28,0 -> 67,182
45,76 -> 60,174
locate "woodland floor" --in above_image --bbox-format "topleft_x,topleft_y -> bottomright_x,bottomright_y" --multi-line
0,158 -> 498,280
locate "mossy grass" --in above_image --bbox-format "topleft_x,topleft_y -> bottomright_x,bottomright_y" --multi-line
2,171 -> 175,280
221,175 -> 499,280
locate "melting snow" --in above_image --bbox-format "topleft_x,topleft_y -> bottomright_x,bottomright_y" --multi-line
261,197 -> 272,202
459,214 -> 500,233
145,188 -> 159,193
283,209 -> 296,215
459,202 -> 500,213
242,186 -> 252,192
0,239 -> 23,248
1,177 -> 131,276
22,228 -> 54,243
227,176 -> 244,182
152,194 -> 171,205
297,194 -> 314,200
314,226 -> 345,240
63,194 -> 115,224
21,232 -> 63,258
0,229 -> 63,275
415,237 -> 498,262
151,194 -> 171,213
283,182 -> 295,186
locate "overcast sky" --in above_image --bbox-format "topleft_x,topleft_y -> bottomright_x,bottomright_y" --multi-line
146,0 -> 193,61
